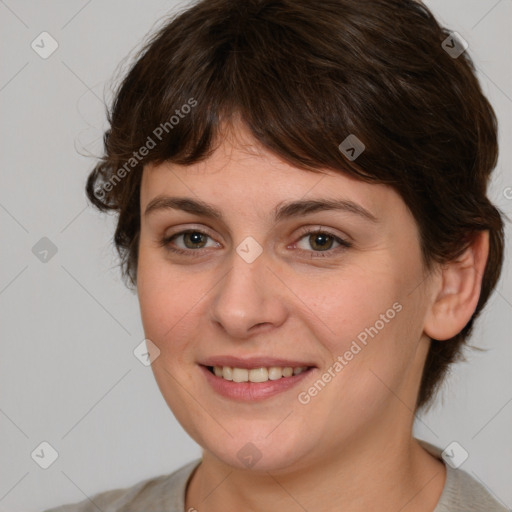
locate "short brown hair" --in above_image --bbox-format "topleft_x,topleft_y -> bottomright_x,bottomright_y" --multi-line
86,0 -> 506,409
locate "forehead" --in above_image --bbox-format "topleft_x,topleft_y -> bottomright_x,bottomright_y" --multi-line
140,122 -> 403,222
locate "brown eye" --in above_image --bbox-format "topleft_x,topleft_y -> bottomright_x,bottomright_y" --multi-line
308,233 -> 335,251
294,228 -> 352,257
159,229 -> 221,256
182,231 -> 208,249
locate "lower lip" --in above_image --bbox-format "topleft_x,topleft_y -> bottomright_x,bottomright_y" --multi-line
200,365 -> 314,401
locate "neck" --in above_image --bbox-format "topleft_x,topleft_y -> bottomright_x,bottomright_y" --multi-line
185,417 -> 446,512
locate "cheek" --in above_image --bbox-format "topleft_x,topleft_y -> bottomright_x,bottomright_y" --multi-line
137,251 -> 199,360
291,264 -> 421,403
291,266 -> 403,350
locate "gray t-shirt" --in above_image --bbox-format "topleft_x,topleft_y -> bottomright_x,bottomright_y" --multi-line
43,440 -> 509,511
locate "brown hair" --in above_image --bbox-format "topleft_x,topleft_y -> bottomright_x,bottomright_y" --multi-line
86,0 -> 505,409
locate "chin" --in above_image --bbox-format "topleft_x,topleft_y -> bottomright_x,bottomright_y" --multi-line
195,424 -> 317,473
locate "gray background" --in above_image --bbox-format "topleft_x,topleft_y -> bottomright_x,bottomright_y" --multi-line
0,1 -> 510,510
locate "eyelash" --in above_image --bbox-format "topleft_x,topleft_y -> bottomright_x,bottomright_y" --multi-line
158,227 -> 352,258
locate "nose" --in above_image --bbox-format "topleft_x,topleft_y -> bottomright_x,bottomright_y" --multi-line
209,243 -> 288,339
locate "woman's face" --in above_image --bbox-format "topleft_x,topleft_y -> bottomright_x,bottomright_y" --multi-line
137,124 -> 436,472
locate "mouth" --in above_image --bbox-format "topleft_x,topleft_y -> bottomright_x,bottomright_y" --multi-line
198,358 -> 317,401
205,365 -> 311,382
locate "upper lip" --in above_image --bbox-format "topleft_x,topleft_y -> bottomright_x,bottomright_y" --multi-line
200,355 -> 316,369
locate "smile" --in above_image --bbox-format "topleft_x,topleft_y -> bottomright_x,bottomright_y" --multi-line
200,363 -> 316,401
208,365 -> 310,382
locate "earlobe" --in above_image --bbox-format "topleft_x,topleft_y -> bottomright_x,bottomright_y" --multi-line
423,231 -> 489,341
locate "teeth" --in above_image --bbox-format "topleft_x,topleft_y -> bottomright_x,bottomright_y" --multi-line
249,367 -> 268,383
268,366 -> 283,380
211,365 -> 309,382
282,367 -> 293,377
232,368 -> 248,382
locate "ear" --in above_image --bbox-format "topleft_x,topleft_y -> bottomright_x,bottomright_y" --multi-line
423,231 -> 489,341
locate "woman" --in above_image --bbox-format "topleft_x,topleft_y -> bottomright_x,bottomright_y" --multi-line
45,0 -> 507,510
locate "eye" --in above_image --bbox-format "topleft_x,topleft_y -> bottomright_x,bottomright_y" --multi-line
159,229 -> 220,255
159,227 -> 352,258
293,228 -> 352,257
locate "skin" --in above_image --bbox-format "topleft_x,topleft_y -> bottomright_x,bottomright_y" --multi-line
136,120 -> 488,512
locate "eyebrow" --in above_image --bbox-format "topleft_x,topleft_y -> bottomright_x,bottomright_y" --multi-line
144,196 -> 378,223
